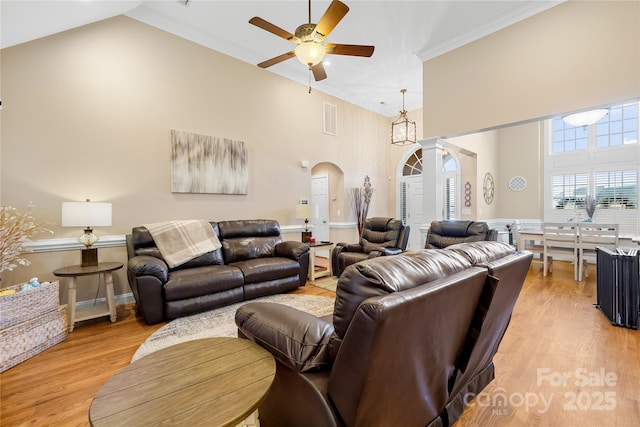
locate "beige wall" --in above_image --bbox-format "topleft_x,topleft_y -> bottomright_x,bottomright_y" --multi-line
448,131 -> 499,219
0,16 -> 396,298
495,122 -> 543,219
447,121 -> 544,221
423,0 -> 640,138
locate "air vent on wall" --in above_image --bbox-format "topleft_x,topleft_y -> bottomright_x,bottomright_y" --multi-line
323,102 -> 337,136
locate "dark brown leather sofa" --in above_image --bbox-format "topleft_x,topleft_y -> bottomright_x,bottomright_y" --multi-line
331,217 -> 410,277
126,219 -> 309,324
425,220 -> 498,249
235,241 -> 532,427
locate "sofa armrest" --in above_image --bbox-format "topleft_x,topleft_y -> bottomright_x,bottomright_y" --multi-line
343,243 -> 363,252
275,241 -> 310,260
235,302 -> 336,373
382,247 -> 402,256
128,255 -> 169,283
366,247 -> 402,259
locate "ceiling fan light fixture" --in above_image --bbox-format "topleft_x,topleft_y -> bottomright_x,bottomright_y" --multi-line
391,89 -> 417,145
295,41 -> 325,66
562,109 -> 609,127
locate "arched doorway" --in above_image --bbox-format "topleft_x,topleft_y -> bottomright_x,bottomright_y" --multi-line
397,147 -> 461,249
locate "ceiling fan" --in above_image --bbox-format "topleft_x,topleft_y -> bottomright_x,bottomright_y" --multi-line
249,0 -> 374,82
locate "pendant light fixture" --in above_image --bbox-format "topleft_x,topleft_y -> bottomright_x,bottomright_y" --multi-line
391,89 -> 417,145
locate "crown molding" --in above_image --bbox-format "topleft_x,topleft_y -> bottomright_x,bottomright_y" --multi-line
416,1 -> 564,62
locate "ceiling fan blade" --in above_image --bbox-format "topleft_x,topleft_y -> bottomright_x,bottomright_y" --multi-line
313,0 -> 349,40
249,17 -> 297,42
257,51 -> 296,68
311,63 -> 327,81
325,43 -> 375,57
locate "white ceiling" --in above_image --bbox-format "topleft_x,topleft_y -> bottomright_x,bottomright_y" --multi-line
0,0 -> 561,117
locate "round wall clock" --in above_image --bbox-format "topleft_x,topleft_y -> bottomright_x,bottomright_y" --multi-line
483,172 -> 495,205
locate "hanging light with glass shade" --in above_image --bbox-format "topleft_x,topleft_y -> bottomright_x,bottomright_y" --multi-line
391,89 -> 417,145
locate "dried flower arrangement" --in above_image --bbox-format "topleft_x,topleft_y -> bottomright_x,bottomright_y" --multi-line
585,195 -> 597,220
349,176 -> 374,237
0,204 -> 52,274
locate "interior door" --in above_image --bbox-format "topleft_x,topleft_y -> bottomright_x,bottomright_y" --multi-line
405,176 -> 424,249
311,174 -> 330,245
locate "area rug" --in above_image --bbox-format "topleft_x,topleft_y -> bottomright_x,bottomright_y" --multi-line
132,294 -> 335,362
311,276 -> 338,292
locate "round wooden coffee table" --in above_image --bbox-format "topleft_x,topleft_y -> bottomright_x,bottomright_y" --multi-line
89,337 -> 276,427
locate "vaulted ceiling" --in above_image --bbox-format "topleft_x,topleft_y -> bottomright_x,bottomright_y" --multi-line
1,1 -> 561,116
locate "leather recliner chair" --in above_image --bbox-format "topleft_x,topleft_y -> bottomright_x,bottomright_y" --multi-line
235,242 -> 533,427
331,217 -> 409,277
425,220 -> 497,249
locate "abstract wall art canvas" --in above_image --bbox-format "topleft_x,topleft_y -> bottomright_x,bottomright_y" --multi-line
171,130 -> 248,194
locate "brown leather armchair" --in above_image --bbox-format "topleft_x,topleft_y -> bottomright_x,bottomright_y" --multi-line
425,220 -> 497,249
331,217 -> 409,277
236,242 -> 532,427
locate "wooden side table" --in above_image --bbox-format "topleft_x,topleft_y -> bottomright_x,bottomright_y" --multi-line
309,242 -> 333,282
89,337 -> 276,427
53,262 -> 123,332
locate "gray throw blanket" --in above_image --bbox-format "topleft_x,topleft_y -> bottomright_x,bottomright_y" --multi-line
143,220 -> 221,268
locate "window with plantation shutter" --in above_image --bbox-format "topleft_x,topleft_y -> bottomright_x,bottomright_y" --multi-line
594,170 -> 637,209
552,173 -> 589,210
444,176 -> 456,219
399,182 -> 407,224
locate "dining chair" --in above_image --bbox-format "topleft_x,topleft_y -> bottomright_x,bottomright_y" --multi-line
577,223 -> 619,281
514,219 -> 546,268
543,222 -> 579,280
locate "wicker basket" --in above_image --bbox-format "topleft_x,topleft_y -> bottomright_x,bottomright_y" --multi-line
0,280 -> 60,329
0,306 -> 68,373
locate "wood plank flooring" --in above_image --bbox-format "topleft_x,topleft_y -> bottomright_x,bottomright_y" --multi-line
1,261 -> 638,426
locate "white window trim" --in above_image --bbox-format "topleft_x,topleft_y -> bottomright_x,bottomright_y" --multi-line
543,111 -> 640,235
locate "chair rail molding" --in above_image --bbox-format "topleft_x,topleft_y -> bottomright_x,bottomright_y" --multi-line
24,235 -> 126,253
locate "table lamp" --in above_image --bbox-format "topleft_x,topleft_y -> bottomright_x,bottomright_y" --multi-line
62,199 -> 112,267
295,203 -> 314,243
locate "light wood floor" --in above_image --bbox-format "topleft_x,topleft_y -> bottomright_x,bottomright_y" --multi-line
1,261 -> 638,426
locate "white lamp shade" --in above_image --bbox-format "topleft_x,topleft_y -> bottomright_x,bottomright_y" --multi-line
62,201 -> 112,227
295,204 -> 314,219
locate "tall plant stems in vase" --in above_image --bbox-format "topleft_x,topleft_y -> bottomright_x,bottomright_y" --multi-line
585,195 -> 597,221
349,176 -> 373,237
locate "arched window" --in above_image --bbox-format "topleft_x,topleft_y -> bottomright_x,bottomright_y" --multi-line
402,150 -> 423,176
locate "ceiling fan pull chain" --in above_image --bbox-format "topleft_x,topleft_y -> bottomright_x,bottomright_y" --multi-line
308,67 -> 312,93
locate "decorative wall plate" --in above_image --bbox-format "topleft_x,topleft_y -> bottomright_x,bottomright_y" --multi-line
508,176 -> 527,192
464,182 -> 471,207
483,172 -> 494,205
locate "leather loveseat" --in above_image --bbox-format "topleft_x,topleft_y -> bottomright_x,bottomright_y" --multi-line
425,220 -> 498,249
126,219 -> 309,324
331,217 -> 410,277
235,241 -> 532,427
